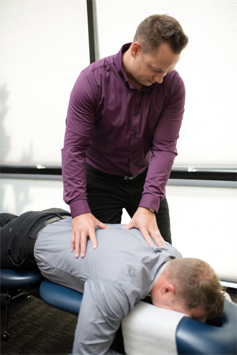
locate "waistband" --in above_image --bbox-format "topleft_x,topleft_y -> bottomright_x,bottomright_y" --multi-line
85,164 -> 148,181
27,215 -> 70,262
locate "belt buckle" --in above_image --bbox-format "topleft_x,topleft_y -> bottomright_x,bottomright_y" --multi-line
124,176 -> 132,180
124,175 -> 136,180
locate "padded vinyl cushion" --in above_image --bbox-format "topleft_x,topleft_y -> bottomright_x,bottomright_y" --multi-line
0,268 -> 44,288
39,279 -> 83,315
176,300 -> 237,355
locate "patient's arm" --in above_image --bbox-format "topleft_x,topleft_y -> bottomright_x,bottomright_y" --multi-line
72,279 -> 129,355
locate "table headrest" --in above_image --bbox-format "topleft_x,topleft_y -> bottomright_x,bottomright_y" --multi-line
122,301 -> 187,355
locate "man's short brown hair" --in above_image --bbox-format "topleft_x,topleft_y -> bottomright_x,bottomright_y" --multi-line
133,14 -> 189,54
165,258 -> 225,319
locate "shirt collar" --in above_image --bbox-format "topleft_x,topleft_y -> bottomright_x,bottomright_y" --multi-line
147,261 -> 170,294
115,43 -> 131,85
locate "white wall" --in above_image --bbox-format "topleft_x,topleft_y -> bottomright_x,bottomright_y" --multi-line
167,185 -> 237,282
0,178 -> 69,214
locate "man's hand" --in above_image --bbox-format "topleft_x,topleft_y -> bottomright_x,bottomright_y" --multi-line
124,207 -> 166,247
71,213 -> 108,258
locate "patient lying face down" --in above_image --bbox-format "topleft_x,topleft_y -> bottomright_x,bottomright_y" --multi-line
0,210 -> 225,354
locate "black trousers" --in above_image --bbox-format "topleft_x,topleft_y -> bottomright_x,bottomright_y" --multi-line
86,168 -> 172,244
0,208 -> 71,269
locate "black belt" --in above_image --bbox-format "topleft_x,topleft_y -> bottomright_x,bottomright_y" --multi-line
85,164 -> 147,181
27,215 -> 70,261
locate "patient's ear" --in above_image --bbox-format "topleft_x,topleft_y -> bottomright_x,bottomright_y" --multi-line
161,283 -> 175,295
151,280 -> 175,307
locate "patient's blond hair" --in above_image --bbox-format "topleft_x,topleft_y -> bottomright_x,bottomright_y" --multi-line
164,258 -> 225,318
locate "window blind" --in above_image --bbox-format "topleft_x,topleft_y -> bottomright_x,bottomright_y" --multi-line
0,0 -> 90,165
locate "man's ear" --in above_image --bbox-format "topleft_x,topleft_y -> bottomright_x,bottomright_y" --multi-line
160,283 -> 175,295
151,279 -> 175,305
130,42 -> 141,58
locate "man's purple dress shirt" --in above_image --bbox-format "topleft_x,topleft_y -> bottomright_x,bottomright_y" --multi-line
62,43 -> 185,218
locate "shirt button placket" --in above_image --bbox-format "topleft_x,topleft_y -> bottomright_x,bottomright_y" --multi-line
129,94 -> 141,175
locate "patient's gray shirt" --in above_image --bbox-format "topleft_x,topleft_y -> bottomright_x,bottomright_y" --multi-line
34,218 -> 182,355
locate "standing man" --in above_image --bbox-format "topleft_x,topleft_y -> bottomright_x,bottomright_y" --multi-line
62,14 -> 189,257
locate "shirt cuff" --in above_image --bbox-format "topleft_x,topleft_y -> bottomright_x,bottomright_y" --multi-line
70,199 -> 91,218
138,194 -> 161,214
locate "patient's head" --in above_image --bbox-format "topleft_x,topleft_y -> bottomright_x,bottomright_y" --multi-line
151,258 -> 225,319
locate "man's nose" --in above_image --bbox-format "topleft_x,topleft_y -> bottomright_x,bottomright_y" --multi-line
154,72 -> 167,84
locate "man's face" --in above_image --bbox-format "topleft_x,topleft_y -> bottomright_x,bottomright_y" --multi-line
129,42 -> 180,88
153,298 -> 206,320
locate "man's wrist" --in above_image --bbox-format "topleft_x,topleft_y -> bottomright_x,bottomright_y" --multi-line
138,196 -> 160,215
138,206 -> 156,214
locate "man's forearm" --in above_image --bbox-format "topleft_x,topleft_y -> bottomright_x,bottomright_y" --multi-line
61,147 -> 90,217
139,150 -> 175,212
